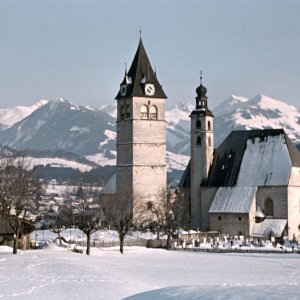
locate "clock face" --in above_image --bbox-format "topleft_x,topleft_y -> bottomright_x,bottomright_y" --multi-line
120,84 -> 127,96
145,84 -> 155,96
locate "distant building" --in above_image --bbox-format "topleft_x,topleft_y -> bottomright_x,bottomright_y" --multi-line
179,81 -> 300,241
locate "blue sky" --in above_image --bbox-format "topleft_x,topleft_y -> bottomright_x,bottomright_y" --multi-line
0,0 -> 299,109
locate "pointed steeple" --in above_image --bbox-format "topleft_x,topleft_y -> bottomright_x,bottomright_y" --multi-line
116,38 -> 167,99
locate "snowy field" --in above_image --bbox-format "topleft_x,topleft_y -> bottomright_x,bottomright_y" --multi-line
1,244 -> 300,300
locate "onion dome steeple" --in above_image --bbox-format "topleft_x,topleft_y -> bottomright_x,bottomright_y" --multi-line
116,37 -> 167,99
191,72 -> 213,117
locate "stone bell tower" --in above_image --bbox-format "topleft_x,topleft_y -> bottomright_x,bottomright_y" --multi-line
115,37 -> 167,209
190,75 -> 214,227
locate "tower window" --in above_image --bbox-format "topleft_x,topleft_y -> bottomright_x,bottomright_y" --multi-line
126,105 -> 130,118
196,120 -> 201,129
196,136 -> 201,146
149,105 -> 157,119
140,105 -> 148,119
208,121 -> 211,131
120,105 -> 125,119
208,136 -> 212,147
265,198 -> 274,217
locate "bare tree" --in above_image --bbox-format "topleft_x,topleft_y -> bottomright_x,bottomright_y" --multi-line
75,186 -> 102,255
104,193 -> 143,254
44,205 -> 71,245
0,156 -> 41,254
147,189 -> 188,250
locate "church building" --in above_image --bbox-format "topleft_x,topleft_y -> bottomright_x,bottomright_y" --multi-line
102,37 -> 167,211
180,80 -> 300,241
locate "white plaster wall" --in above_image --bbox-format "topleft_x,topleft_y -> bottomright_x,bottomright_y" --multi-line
287,186 -> 300,240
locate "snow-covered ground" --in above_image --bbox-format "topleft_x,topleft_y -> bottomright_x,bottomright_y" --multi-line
1,237 -> 300,299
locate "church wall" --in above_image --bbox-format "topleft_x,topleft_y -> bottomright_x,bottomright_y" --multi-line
287,168 -> 300,240
132,97 -> 165,121
117,144 -> 133,165
132,120 -> 165,144
287,187 -> 300,240
200,187 -> 217,231
133,144 -> 166,165
256,186 -> 287,218
210,213 -> 250,236
132,165 -> 166,204
117,120 -> 133,144
116,166 -> 133,196
209,197 -> 255,237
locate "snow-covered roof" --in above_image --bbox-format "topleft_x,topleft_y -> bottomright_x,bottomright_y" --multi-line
101,173 -> 116,194
236,134 -> 292,186
251,219 -> 287,238
209,186 -> 257,213
205,129 -> 297,187
255,205 -> 265,218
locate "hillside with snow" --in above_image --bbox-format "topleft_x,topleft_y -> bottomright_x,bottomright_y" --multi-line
0,100 -> 48,128
214,94 -> 300,146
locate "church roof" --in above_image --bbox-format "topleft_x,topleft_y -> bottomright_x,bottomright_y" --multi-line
251,219 -> 287,238
101,173 -> 116,194
115,38 -> 167,99
206,129 -> 297,187
180,129 -> 300,189
209,186 -> 257,214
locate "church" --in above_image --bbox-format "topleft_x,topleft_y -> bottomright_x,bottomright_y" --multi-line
179,80 -> 300,241
103,37 -> 300,242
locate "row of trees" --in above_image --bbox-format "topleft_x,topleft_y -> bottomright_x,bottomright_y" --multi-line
0,154 -> 189,255
44,188 -> 188,255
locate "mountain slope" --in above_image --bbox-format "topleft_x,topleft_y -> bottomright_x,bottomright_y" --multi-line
214,94 -> 300,146
0,100 -> 48,127
0,99 -> 116,157
1,94 -> 299,174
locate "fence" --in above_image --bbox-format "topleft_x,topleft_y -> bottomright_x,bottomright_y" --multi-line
75,238 -> 179,249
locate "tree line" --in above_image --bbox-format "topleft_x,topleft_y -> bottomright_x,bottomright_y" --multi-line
0,155 -> 189,255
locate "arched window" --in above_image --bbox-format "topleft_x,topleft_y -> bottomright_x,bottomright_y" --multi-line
208,136 -> 211,147
208,121 -> 211,131
196,120 -> 201,129
140,105 -> 148,119
120,105 -> 125,119
126,105 -> 130,118
149,105 -> 157,119
196,136 -> 201,146
265,198 -> 274,217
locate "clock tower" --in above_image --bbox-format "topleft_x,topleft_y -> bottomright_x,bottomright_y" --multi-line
115,37 -> 167,210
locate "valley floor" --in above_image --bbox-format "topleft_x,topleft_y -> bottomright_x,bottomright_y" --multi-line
0,245 -> 300,299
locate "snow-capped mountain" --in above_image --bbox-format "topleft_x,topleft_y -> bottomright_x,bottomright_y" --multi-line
0,99 -> 116,157
0,99 -> 48,128
165,102 -> 193,155
214,94 -> 300,147
0,94 -> 299,176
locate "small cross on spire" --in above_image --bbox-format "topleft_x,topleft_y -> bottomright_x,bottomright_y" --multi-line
200,70 -> 203,85
139,28 -> 142,39
124,62 -> 127,73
